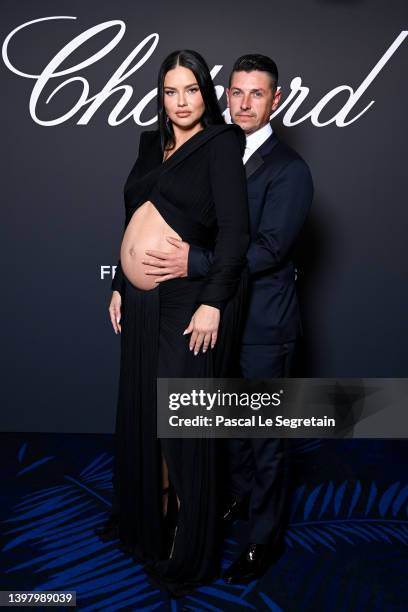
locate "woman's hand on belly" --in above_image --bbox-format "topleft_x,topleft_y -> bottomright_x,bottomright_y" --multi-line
143,236 -> 190,282
183,305 -> 220,355
109,290 -> 122,334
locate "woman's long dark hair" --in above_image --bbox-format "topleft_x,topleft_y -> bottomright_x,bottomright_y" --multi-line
157,49 -> 225,151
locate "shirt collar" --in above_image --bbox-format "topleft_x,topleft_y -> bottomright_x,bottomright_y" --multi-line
245,122 -> 273,154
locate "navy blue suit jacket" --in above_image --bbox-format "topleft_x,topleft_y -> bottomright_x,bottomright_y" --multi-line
188,130 -> 313,345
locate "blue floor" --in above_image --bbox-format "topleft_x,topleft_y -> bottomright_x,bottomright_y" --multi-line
1,433 -> 407,611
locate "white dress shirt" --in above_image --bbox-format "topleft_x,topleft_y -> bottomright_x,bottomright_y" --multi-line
242,122 -> 273,164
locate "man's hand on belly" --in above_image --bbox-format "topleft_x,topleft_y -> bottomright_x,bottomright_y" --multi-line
143,236 -> 190,282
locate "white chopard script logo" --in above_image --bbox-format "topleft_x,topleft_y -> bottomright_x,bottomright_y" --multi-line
2,16 -> 407,127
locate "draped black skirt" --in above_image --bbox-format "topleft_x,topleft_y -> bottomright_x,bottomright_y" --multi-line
100,271 -> 247,597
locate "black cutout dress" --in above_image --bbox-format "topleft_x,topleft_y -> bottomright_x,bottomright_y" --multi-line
101,124 -> 249,597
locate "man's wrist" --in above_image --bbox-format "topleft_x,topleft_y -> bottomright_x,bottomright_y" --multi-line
188,244 -> 210,278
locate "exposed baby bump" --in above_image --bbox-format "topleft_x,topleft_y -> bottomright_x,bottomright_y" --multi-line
120,201 -> 181,290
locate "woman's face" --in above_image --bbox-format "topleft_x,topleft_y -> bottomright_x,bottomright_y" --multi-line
163,66 -> 205,131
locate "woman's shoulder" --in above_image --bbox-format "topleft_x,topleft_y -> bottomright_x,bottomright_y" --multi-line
206,123 -> 246,156
136,129 -> 161,159
140,128 -> 160,138
139,129 -> 160,146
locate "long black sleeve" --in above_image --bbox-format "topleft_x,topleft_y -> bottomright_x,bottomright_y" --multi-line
196,129 -> 249,311
111,259 -> 125,294
110,132 -> 152,296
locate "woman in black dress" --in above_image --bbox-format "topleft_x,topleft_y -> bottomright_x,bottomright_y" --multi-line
97,49 -> 249,597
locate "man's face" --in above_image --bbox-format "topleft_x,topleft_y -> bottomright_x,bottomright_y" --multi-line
227,70 -> 281,135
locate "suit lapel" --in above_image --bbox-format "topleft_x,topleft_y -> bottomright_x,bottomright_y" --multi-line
245,152 -> 264,179
244,132 -> 279,180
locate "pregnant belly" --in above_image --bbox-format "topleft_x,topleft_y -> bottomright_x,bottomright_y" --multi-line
120,201 -> 182,290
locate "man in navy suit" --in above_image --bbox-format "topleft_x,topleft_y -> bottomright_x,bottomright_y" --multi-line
144,54 -> 313,582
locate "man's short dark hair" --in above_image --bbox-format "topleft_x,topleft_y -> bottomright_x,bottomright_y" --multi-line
229,54 -> 279,91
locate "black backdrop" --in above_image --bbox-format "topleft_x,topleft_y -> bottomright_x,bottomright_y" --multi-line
1,0 -> 407,432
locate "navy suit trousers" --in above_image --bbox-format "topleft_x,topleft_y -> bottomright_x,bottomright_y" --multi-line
228,342 -> 294,545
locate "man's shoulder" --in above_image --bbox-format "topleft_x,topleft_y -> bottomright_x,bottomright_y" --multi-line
267,136 -> 309,169
255,136 -> 311,185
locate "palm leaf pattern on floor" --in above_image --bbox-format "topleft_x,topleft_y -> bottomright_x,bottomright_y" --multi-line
1,439 -> 407,611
